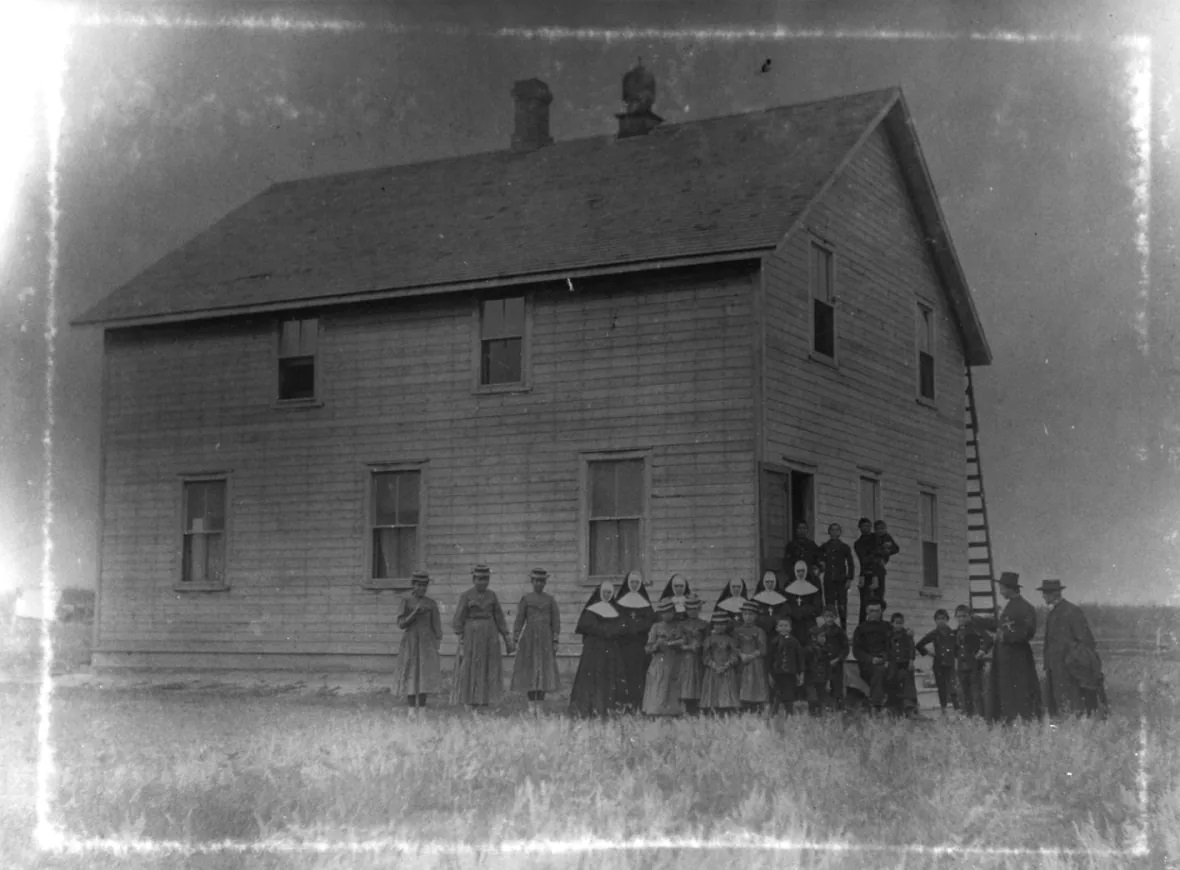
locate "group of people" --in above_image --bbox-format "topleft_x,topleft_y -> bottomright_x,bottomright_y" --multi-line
391,525 -> 1109,722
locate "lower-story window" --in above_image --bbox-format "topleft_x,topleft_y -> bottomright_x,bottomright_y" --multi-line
370,468 -> 422,582
920,489 -> 939,588
584,453 -> 648,584
181,478 -> 227,585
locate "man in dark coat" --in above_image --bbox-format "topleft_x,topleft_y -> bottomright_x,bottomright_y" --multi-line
975,572 -> 1042,723
784,522 -> 820,582
852,599 -> 892,712
1038,578 -> 1105,717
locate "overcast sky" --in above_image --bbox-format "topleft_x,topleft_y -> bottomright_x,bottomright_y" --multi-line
2,0 -> 1178,605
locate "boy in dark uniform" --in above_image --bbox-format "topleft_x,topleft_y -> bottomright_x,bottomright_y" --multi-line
916,608 -> 957,714
818,523 -> 856,629
813,606 -> 849,711
852,599 -> 892,713
953,604 -> 993,717
872,521 -> 900,612
853,519 -> 883,624
769,618 -> 807,717
887,612 -> 919,716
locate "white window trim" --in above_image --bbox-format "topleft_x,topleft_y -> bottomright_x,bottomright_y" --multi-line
274,315 -> 324,409
174,472 -> 232,592
362,460 -> 429,591
472,293 -> 534,395
807,239 -> 838,365
578,448 -> 652,587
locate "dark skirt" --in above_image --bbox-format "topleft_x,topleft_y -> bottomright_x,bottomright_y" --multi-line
568,635 -> 625,718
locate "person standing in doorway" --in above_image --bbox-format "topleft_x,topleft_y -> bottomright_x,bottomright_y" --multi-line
975,572 -> 1042,723
510,568 -> 561,716
784,522 -> 821,583
1038,578 -> 1106,718
395,570 -> 442,714
452,564 -> 513,710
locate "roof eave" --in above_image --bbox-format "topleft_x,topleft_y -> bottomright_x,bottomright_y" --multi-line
881,95 -> 992,367
70,248 -> 769,330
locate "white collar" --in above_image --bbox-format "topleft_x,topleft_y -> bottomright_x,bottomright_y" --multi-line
616,591 -> 651,609
717,596 -> 745,613
587,601 -> 619,618
752,589 -> 786,606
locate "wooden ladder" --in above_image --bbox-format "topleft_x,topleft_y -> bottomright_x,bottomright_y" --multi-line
965,367 -> 999,618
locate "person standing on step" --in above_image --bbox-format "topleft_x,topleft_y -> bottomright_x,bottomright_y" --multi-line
395,570 -> 442,714
1038,578 -> 1105,718
818,523 -> 856,629
854,518 -> 883,625
452,563 -> 514,710
952,604 -> 992,718
974,572 -> 1042,724
511,568 -> 562,716
916,608 -> 958,715
784,522 -> 821,585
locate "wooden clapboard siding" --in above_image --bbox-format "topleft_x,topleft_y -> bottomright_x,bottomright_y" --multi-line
761,125 -> 969,634
95,265 -> 758,668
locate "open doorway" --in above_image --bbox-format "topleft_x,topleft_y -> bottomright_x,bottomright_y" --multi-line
759,465 -> 815,588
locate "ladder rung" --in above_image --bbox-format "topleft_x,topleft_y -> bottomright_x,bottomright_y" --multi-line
968,559 -> 992,565
967,474 -> 982,482
967,524 -> 989,532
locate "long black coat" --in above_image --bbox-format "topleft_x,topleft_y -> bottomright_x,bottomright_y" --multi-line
978,595 -> 1042,723
1043,599 -> 1101,716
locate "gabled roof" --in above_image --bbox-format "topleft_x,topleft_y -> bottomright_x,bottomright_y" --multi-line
75,86 -> 990,365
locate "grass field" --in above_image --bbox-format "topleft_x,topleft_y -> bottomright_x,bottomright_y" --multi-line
0,607 -> 1177,869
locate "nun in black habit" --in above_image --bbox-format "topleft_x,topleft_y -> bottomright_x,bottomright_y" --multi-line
568,580 -> 626,719
615,570 -> 655,712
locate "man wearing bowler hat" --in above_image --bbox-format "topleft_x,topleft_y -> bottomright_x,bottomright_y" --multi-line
1038,578 -> 1105,717
975,572 -> 1042,723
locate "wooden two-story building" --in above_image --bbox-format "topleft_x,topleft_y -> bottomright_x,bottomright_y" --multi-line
74,70 -> 991,672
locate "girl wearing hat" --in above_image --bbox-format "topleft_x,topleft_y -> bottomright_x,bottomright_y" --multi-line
734,599 -> 770,713
615,570 -> 655,713
678,595 -> 707,715
510,568 -> 562,716
715,577 -> 750,622
699,609 -> 741,716
452,564 -> 513,709
395,570 -> 443,713
641,598 -> 685,716
569,580 -> 625,718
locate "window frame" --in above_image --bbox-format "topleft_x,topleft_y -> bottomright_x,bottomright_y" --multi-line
578,449 -> 652,587
808,239 -> 837,364
473,293 -> 533,394
919,486 -> 940,589
858,471 -> 882,524
362,461 -> 429,591
916,300 -> 936,403
275,315 -> 323,407
174,473 -> 231,592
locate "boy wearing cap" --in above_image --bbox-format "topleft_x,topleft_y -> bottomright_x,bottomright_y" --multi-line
1038,578 -> 1105,718
734,600 -> 770,713
395,570 -> 443,713
510,568 -> 562,716
952,604 -> 992,717
916,609 -> 958,714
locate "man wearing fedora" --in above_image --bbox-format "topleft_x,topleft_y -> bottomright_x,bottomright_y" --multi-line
975,572 -> 1042,723
1038,578 -> 1105,718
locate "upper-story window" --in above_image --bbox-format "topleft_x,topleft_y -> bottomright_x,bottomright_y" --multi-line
278,317 -> 319,401
810,242 -> 835,359
479,297 -> 526,387
917,302 -> 935,401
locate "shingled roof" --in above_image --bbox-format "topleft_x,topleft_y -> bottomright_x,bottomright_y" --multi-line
74,86 -> 990,365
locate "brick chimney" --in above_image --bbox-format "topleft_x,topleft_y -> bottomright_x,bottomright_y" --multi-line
511,78 -> 554,153
616,60 -> 663,139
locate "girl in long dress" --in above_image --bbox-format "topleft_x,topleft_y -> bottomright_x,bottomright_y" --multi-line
616,569 -> 654,713
395,570 -> 443,714
699,610 -> 741,716
678,595 -> 707,715
569,580 -> 625,718
715,577 -> 750,624
452,563 -> 514,709
510,567 -> 561,716
641,599 -> 685,716
734,599 -> 770,713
